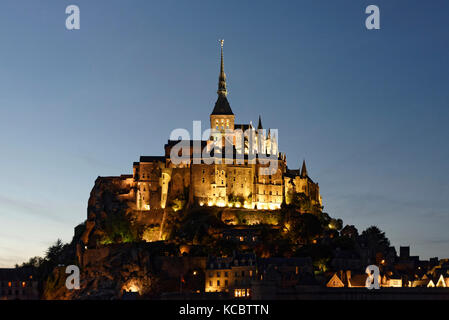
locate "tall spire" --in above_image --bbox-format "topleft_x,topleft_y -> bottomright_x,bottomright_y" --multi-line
257,115 -> 263,130
211,40 -> 233,116
217,39 -> 227,97
301,160 -> 308,178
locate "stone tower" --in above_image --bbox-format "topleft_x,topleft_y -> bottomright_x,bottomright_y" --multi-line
210,40 -> 235,133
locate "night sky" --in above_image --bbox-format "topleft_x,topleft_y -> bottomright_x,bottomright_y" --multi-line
0,0 -> 448,267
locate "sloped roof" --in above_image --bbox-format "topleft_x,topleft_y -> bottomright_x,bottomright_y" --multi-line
348,274 -> 369,287
326,273 -> 345,287
211,95 -> 233,115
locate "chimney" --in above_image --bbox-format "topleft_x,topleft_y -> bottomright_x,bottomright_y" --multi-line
346,270 -> 352,282
400,246 -> 410,259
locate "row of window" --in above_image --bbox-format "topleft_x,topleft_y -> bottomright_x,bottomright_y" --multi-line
0,289 -> 27,296
209,270 -> 253,278
0,281 -> 27,288
209,279 -> 250,287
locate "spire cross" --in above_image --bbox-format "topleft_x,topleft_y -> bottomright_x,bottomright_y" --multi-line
217,39 -> 227,96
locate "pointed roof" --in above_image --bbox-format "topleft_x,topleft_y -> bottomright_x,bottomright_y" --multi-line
211,95 -> 233,115
326,273 -> 345,288
257,115 -> 263,130
211,40 -> 233,116
300,160 -> 308,178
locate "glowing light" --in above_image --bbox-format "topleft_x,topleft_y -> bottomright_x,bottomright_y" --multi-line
208,201 -> 214,207
216,200 -> 226,207
199,202 -> 204,207
235,203 -> 241,208
122,279 -> 141,293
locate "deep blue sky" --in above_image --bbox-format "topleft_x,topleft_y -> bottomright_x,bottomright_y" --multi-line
0,0 -> 448,267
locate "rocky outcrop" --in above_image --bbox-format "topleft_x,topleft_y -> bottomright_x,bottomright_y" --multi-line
80,176 -> 165,248
44,243 -> 205,300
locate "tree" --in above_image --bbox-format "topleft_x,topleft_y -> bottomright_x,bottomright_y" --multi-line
45,239 -> 66,263
288,213 -> 324,245
341,225 -> 359,239
359,226 -> 391,261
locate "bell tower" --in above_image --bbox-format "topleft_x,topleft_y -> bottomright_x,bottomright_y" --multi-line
210,40 -> 235,132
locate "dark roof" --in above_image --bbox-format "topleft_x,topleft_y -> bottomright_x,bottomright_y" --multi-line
211,95 -> 233,115
235,123 -> 252,131
165,140 -> 208,148
259,257 -> 312,267
139,156 -> 166,163
0,268 -> 35,281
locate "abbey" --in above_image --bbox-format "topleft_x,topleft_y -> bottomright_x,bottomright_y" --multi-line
116,42 -> 322,214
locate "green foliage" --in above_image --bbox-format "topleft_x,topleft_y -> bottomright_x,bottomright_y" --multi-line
285,212 -> 324,245
359,225 -> 391,260
101,210 -> 142,244
233,210 -> 281,225
287,191 -> 322,214
176,207 -> 225,244
227,193 -> 245,206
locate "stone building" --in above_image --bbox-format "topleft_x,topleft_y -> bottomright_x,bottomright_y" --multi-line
87,42 -> 323,245
205,253 -> 257,298
0,268 -> 40,300
128,42 -> 322,213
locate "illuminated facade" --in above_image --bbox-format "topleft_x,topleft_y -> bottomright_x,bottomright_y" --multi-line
131,42 -> 322,212
205,253 -> 256,298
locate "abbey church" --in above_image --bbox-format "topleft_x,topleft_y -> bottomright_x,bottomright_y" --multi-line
107,43 -> 322,217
